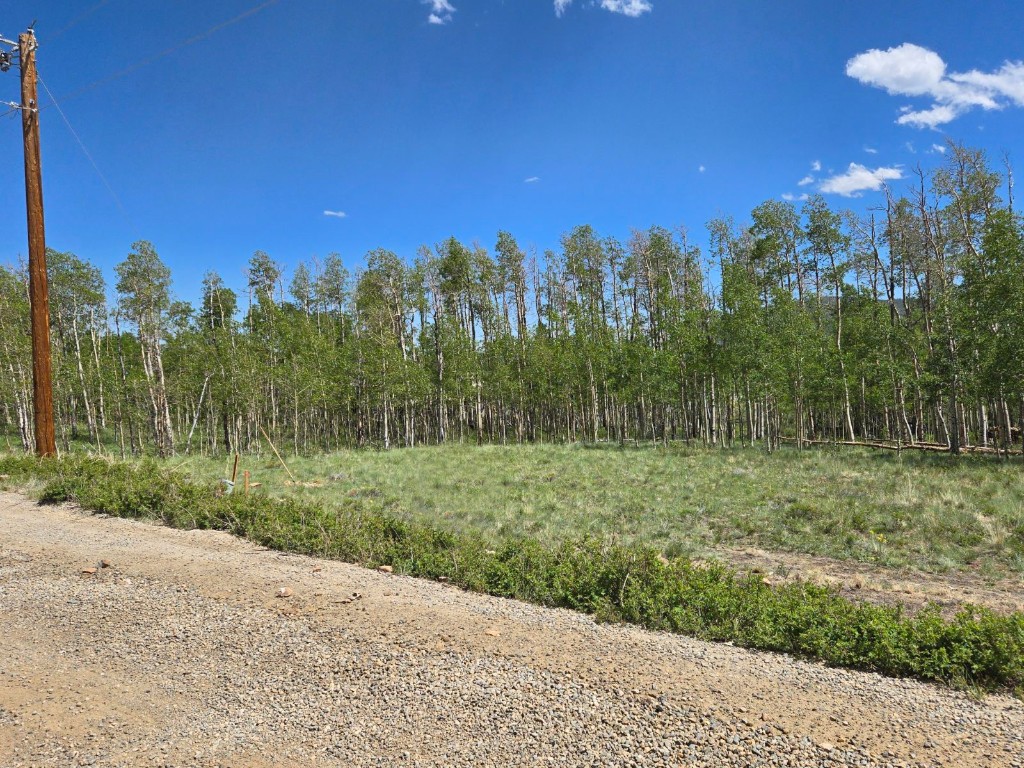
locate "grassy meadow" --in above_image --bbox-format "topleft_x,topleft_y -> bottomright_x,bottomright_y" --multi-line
172,444 -> 1024,578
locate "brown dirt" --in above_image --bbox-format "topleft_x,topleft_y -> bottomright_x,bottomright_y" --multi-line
714,546 -> 1024,616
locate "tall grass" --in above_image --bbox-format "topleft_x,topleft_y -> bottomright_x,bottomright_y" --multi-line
173,444 -> 1024,576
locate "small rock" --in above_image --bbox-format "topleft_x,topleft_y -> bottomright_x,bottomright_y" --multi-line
99,559 -> 112,568
819,742 -> 835,752
377,565 -> 393,574
81,567 -> 97,575
484,629 -> 500,637
312,566 -> 322,573
276,587 -> 293,598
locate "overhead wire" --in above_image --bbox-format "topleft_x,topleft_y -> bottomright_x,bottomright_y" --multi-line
48,0 -> 116,44
2,0 -> 116,120
3,0 -> 282,224
42,0 -> 282,111
37,70 -> 137,234
5,0 -> 280,120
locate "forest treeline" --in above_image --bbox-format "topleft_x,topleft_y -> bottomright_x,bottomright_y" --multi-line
1,143 -> 1022,458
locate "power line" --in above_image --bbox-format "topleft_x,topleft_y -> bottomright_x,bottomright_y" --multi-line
37,70 -> 137,234
43,0 -> 282,110
48,0 -> 115,43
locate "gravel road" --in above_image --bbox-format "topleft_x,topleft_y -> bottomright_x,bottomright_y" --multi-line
1,491 -> 1022,768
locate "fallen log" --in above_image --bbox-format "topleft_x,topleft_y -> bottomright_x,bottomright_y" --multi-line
780,437 -> 1022,455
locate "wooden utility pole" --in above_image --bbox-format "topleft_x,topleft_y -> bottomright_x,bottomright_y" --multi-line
18,29 -> 57,457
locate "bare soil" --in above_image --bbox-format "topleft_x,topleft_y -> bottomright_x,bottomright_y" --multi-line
715,546 -> 1024,616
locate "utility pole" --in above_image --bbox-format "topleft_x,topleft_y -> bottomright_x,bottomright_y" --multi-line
2,28 -> 56,457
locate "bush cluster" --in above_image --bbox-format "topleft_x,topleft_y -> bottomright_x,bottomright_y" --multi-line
3,454 -> 1022,694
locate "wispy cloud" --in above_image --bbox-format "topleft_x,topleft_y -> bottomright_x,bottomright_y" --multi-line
782,193 -> 809,202
524,176 -> 541,183
795,160 -> 820,187
930,143 -> 947,154
554,0 -> 652,17
847,43 -> 1024,128
323,210 -> 348,219
698,165 -> 706,173
599,0 -> 653,16
424,0 -> 455,25
864,146 -> 878,154
819,163 -> 903,197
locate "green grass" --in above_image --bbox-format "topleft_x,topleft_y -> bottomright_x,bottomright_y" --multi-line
172,444 -> 1024,577
1,452 -> 1022,695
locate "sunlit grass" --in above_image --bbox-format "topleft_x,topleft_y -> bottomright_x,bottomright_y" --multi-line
170,444 -> 1024,576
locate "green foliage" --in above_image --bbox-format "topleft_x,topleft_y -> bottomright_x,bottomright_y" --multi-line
5,454 -> 1022,695
5,150 -> 1024,457
115,240 -> 172,334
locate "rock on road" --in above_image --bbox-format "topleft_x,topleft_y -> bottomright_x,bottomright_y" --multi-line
0,491 -> 1021,768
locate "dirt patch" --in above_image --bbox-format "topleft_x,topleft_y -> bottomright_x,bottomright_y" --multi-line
715,546 -> 1024,616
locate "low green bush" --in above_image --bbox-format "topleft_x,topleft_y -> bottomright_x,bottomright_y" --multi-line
3,454 -> 1022,694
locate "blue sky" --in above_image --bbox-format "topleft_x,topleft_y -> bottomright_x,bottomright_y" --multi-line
1,0 -> 1023,303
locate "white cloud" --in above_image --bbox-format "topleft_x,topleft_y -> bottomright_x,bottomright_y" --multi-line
847,43 -> 1024,128
811,160 -> 822,172
930,143 -> 947,154
698,165 -> 706,173
323,210 -> 348,218
524,176 -> 541,183
600,0 -> 653,16
782,193 -> 809,202
424,0 -> 455,25
797,175 -> 814,186
554,0 -> 652,17
864,146 -> 878,154
897,104 -> 959,129
847,43 -> 946,96
819,163 -> 903,197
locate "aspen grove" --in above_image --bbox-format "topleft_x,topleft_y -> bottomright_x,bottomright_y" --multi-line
2,144 -> 1023,458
